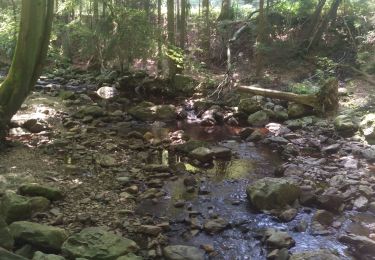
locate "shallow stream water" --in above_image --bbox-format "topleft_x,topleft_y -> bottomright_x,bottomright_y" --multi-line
135,118 -> 350,259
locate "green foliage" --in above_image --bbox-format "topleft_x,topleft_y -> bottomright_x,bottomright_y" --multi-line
165,45 -> 184,69
288,82 -> 320,94
0,9 -> 18,62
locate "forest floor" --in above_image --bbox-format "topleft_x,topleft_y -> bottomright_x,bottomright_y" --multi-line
1,69 -> 375,260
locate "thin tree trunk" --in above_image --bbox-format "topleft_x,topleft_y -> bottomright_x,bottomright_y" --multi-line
180,0 -> 187,49
255,0 -> 266,78
167,0 -> 175,45
157,0 -> 163,73
307,0 -> 342,51
301,0 -> 326,41
167,0 -> 177,78
202,0 -> 210,56
0,0 -> 54,139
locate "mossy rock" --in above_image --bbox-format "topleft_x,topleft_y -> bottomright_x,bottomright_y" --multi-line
62,227 -> 139,260
246,177 -> 301,210
9,221 -> 68,251
19,183 -> 63,201
0,192 -> 32,224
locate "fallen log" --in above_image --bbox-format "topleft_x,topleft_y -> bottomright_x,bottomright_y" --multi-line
238,78 -> 338,115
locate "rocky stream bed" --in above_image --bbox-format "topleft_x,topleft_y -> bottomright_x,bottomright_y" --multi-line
1,71 -> 375,260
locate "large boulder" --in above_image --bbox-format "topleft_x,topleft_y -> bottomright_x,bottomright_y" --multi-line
32,251 -> 66,260
62,227 -> 139,260
247,111 -> 269,127
246,178 -> 301,210
173,74 -> 197,95
238,98 -> 262,115
19,183 -> 63,201
129,102 -> 176,122
334,114 -> 359,137
0,192 -> 32,224
163,245 -> 205,260
290,250 -> 340,260
287,103 -> 310,118
0,247 -> 28,260
9,221 -> 68,251
360,113 -> 375,144
339,234 -> 375,260
0,217 -> 14,249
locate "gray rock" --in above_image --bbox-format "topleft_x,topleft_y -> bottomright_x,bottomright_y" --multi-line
279,208 -> 298,222
334,114 -> 359,137
312,210 -> 334,226
190,147 -> 213,162
204,218 -> 228,234
238,98 -> 262,115
288,103 -> 310,118
360,113 -> 375,144
163,245 -> 205,260
96,155 -> 118,167
290,250 -> 340,260
19,183 -> 63,201
247,111 -> 269,127
9,221 -> 68,251
353,196 -> 368,211
362,146 -> 375,162
246,178 -> 300,210
339,234 -> 375,258
175,140 -> 209,154
62,227 -> 139,260
32,251 -> 66,260
138,225 -> 162,236
265,229 -> 295,249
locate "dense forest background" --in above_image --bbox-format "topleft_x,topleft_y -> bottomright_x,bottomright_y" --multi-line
0,0 -> 374,89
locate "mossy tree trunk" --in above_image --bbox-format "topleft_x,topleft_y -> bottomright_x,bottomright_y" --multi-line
0,0 -> 54,140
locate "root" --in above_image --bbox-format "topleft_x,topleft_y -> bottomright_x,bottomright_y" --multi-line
208,71 -> 235,100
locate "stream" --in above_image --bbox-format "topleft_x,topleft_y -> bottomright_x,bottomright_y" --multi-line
134,108 -> 350,259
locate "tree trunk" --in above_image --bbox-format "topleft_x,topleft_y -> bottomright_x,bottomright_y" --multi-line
167,0 -> 177,78
301,0 -> 326,42
157,0 -> 163,73
167,0 -> 175,45
238,78 -> 338,115
93,0 -> 99,25
202,0 -> 210,56
180,0 -> 187,49
0,0 -> 54,139
218,0 -> 233,21
255,0 -> 266,78
307,0 -> 342,51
